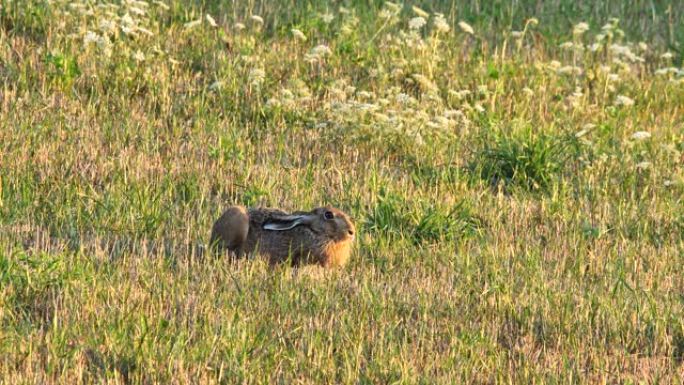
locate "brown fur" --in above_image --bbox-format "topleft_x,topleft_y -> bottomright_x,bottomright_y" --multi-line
210,206 -> 355,267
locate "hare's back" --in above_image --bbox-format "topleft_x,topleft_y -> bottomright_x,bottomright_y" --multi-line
244,208 -> 315,263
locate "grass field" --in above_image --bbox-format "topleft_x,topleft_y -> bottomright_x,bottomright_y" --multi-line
1,0 -> 684,383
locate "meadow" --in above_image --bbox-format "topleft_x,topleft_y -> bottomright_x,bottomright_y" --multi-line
1,0 -> 684,383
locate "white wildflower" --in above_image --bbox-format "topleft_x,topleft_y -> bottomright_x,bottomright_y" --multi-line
567,88 -> 584,107
426,121 -> 442,130
99,19 -> 117,34
321,13 -> 334,24
206,14 -> 218,27
589,43 -> 601,52
357,91 -> 373,99
281,89 -> 295,100
356,102 -> 378,112
511,30 -> 523,38
96,3 -> 116,10
614,95 -> 634,107
248,68 -> 266,86
136,26 -> 154,36
433,13 -> 450,33
458,21 -> 474,35
449,89 -> 471,100
522,87 -> 534,97
250,15 -> 264,25
291,29 -> 307,41
385,2 -> 401,13
129,7 -> 146,16
121,13 -> 135,26
444,109 -> 462,118
559,42 -> 574,50
121,26 -> 137,36
412,6 -> 429,18
557,66 -> 582,75
132,50 -> 145,62
474,103 -> 485,113
234,22 -> 246,31
631,131 -> 651,140
379,9 -> 393,19
84,31 -> 100,45
434,116 -> 454,129
129,0 -> 149,8
661,52 -> 674,60
548,60 -> 561,69
311,44 -> 332,57
395,93 -> 412,104
409,16 -> 426,30
573,22 -> 589,35
638,42 -> 648,51
664,180 -> 674,187
607,73 -> 620,82
655,67 -> 678,76
527,18 -> 539,26
636,161 -> 651,170
184,19 -> 201,29
609,44 -> 629,56
153,1 -> 169,10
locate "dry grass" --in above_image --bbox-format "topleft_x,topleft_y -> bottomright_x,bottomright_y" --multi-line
1,0 -> 684,383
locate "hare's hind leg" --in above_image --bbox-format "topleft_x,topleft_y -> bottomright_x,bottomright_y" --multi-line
210,206 -> 249,256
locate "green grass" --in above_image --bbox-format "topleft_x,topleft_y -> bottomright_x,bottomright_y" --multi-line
1,0 -> 684,383
473,126 -> 571,192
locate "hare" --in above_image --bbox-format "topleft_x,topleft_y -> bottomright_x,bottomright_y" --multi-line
210,206 -> 355,267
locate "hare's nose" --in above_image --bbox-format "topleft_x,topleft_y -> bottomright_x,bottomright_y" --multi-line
348,229 -> 355,236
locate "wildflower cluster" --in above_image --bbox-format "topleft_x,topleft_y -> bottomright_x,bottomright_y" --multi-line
52,0 -> 168,63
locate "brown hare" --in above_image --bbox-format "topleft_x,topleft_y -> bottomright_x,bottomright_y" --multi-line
210,206 -> 355,268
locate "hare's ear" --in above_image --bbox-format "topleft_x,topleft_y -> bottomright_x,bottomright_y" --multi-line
263,214 -> 315,231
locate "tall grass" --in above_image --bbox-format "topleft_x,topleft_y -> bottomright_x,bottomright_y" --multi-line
1,0 -> 684,383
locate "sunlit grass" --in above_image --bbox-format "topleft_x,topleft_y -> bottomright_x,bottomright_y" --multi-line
1,0 -> 684,383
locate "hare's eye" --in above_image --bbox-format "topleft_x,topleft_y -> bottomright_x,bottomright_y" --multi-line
324,211 -> 334,220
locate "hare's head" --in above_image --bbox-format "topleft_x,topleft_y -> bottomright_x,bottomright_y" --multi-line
309,206 -> 355,243
257,206 -> 355,267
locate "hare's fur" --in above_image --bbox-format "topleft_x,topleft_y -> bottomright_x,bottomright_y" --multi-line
210,206 -> 355,267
